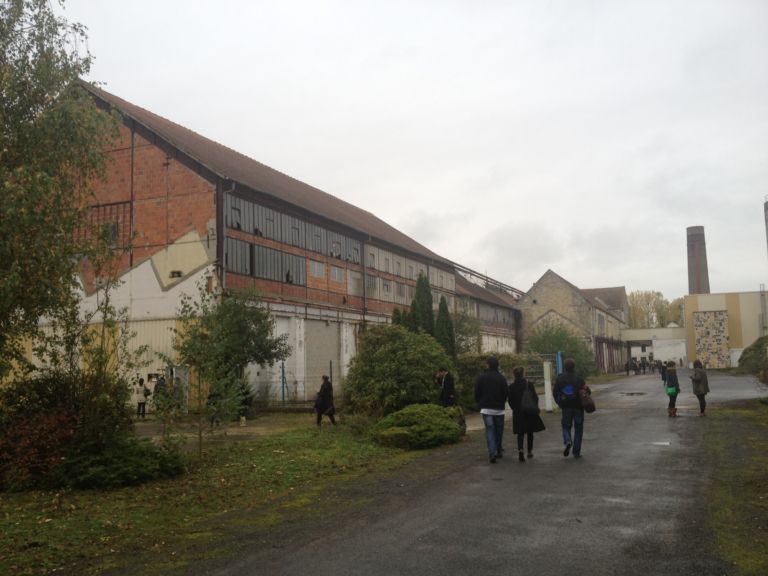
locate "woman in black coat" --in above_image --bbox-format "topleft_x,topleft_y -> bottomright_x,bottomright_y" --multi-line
508,366 -> 546,462
314,375 -> 337,427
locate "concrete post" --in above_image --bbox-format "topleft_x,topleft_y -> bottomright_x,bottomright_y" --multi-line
543,361 -> 554,412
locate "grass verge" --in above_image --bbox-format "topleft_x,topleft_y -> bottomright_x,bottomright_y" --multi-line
705,399 -> 768,576
1,424 -> 415,575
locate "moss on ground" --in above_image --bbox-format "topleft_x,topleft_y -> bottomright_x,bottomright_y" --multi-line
706,400 -> 768,576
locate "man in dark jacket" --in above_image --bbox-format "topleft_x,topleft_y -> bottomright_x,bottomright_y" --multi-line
436,367 -> 456,407
474,356 -> 508,463
553,358 -> 586,458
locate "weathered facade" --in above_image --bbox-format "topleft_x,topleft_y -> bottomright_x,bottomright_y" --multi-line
79,85 -> 521,402
454,275 -> 521,354
517,270 -> 627,372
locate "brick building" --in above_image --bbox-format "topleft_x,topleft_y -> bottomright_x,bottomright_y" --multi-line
79,84 -> 521,402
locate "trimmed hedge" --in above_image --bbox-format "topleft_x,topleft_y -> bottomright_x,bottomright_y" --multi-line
371,404 -> 464,450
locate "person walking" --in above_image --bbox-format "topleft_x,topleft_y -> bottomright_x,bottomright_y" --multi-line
436,367 -> 457,407
314,375 -> 337,427
507,366 -> 546,462
553,358 -> 586,458
689,359 -> 710,416
474,356 -> 509,463
665,360 -> 680,417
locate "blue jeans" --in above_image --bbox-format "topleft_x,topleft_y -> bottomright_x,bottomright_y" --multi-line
561,408 -> 584,456
482,414 -> 505,459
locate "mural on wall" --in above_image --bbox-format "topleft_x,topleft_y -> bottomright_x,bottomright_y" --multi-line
693,310 -> 730,368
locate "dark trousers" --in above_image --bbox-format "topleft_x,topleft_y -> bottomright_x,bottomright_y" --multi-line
667,394 -> 678,409
316,411 -> 336,426
517,432 -> 534,453
137,401 -> 146,418
696,394 -> 707,413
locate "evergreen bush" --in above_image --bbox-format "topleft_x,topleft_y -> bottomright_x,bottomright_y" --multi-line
371,404 -> 463,449
343,325 -> 452,416
737,335 -> 768,382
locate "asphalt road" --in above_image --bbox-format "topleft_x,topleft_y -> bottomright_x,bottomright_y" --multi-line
199,370 -> 767,576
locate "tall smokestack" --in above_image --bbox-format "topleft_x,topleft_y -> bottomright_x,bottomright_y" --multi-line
687,226 -> 710,295
764,197 -> 768,257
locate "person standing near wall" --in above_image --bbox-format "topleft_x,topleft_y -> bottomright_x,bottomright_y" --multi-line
689,359 -> 710,416
474,356 -> 508,463
665,361 -> 680,417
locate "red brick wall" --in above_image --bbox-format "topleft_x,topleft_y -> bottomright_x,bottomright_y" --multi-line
90,124 -> 216,278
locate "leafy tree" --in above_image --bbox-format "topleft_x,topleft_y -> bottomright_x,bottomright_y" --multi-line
628,290 -> 668,328
344,324 -> 451,416
391,307 -> 402,326
0,0 -> 116,379
0,258 -> 183,490
409,273 -> 435,335
453,310 -> 481,355
527,319 -> 597,378
435,295 -> 456,358
172,284 -> 291,457
667,297 -> 685,326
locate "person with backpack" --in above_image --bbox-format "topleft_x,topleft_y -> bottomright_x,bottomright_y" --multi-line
507,366 -> 546,462
553,358 -> 587,458
665,360 -> 680,417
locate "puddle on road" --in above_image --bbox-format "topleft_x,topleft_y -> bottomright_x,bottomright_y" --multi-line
620,392 -> 647,396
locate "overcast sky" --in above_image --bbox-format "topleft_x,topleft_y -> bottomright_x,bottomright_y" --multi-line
64,0 -> 768,300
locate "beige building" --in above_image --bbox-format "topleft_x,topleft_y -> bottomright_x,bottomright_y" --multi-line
518,270 -> 628,372
684,291 -> 768,368
620,326 -> 688,366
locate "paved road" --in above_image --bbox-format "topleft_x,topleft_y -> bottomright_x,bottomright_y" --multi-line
201,370 -> 767,576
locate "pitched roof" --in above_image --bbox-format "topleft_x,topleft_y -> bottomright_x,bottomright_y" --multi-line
581,287 -> 628,312
455,274 -> 517,309
82,83 -> 450,267
529,270 -> 626,323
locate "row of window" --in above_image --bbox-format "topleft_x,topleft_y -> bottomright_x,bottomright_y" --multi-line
224,194 -> 444,285
226,237 -> 423,302
225,237 -> 307,286
225,193 -> 362,264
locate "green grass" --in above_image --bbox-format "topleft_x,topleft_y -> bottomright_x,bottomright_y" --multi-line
706,400 -> 768,576
0,425 -> 414,575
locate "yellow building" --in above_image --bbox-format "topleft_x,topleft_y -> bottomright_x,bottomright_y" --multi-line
684,291 -> 768,368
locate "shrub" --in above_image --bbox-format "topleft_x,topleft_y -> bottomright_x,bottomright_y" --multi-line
737,335 -> 768,381
60,437 -> 185,490
455,353 -> 537,410
370,404 -> 463,449
344,325 -> 452,416
0,370 -> 184,491
527,320 -> 597,378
